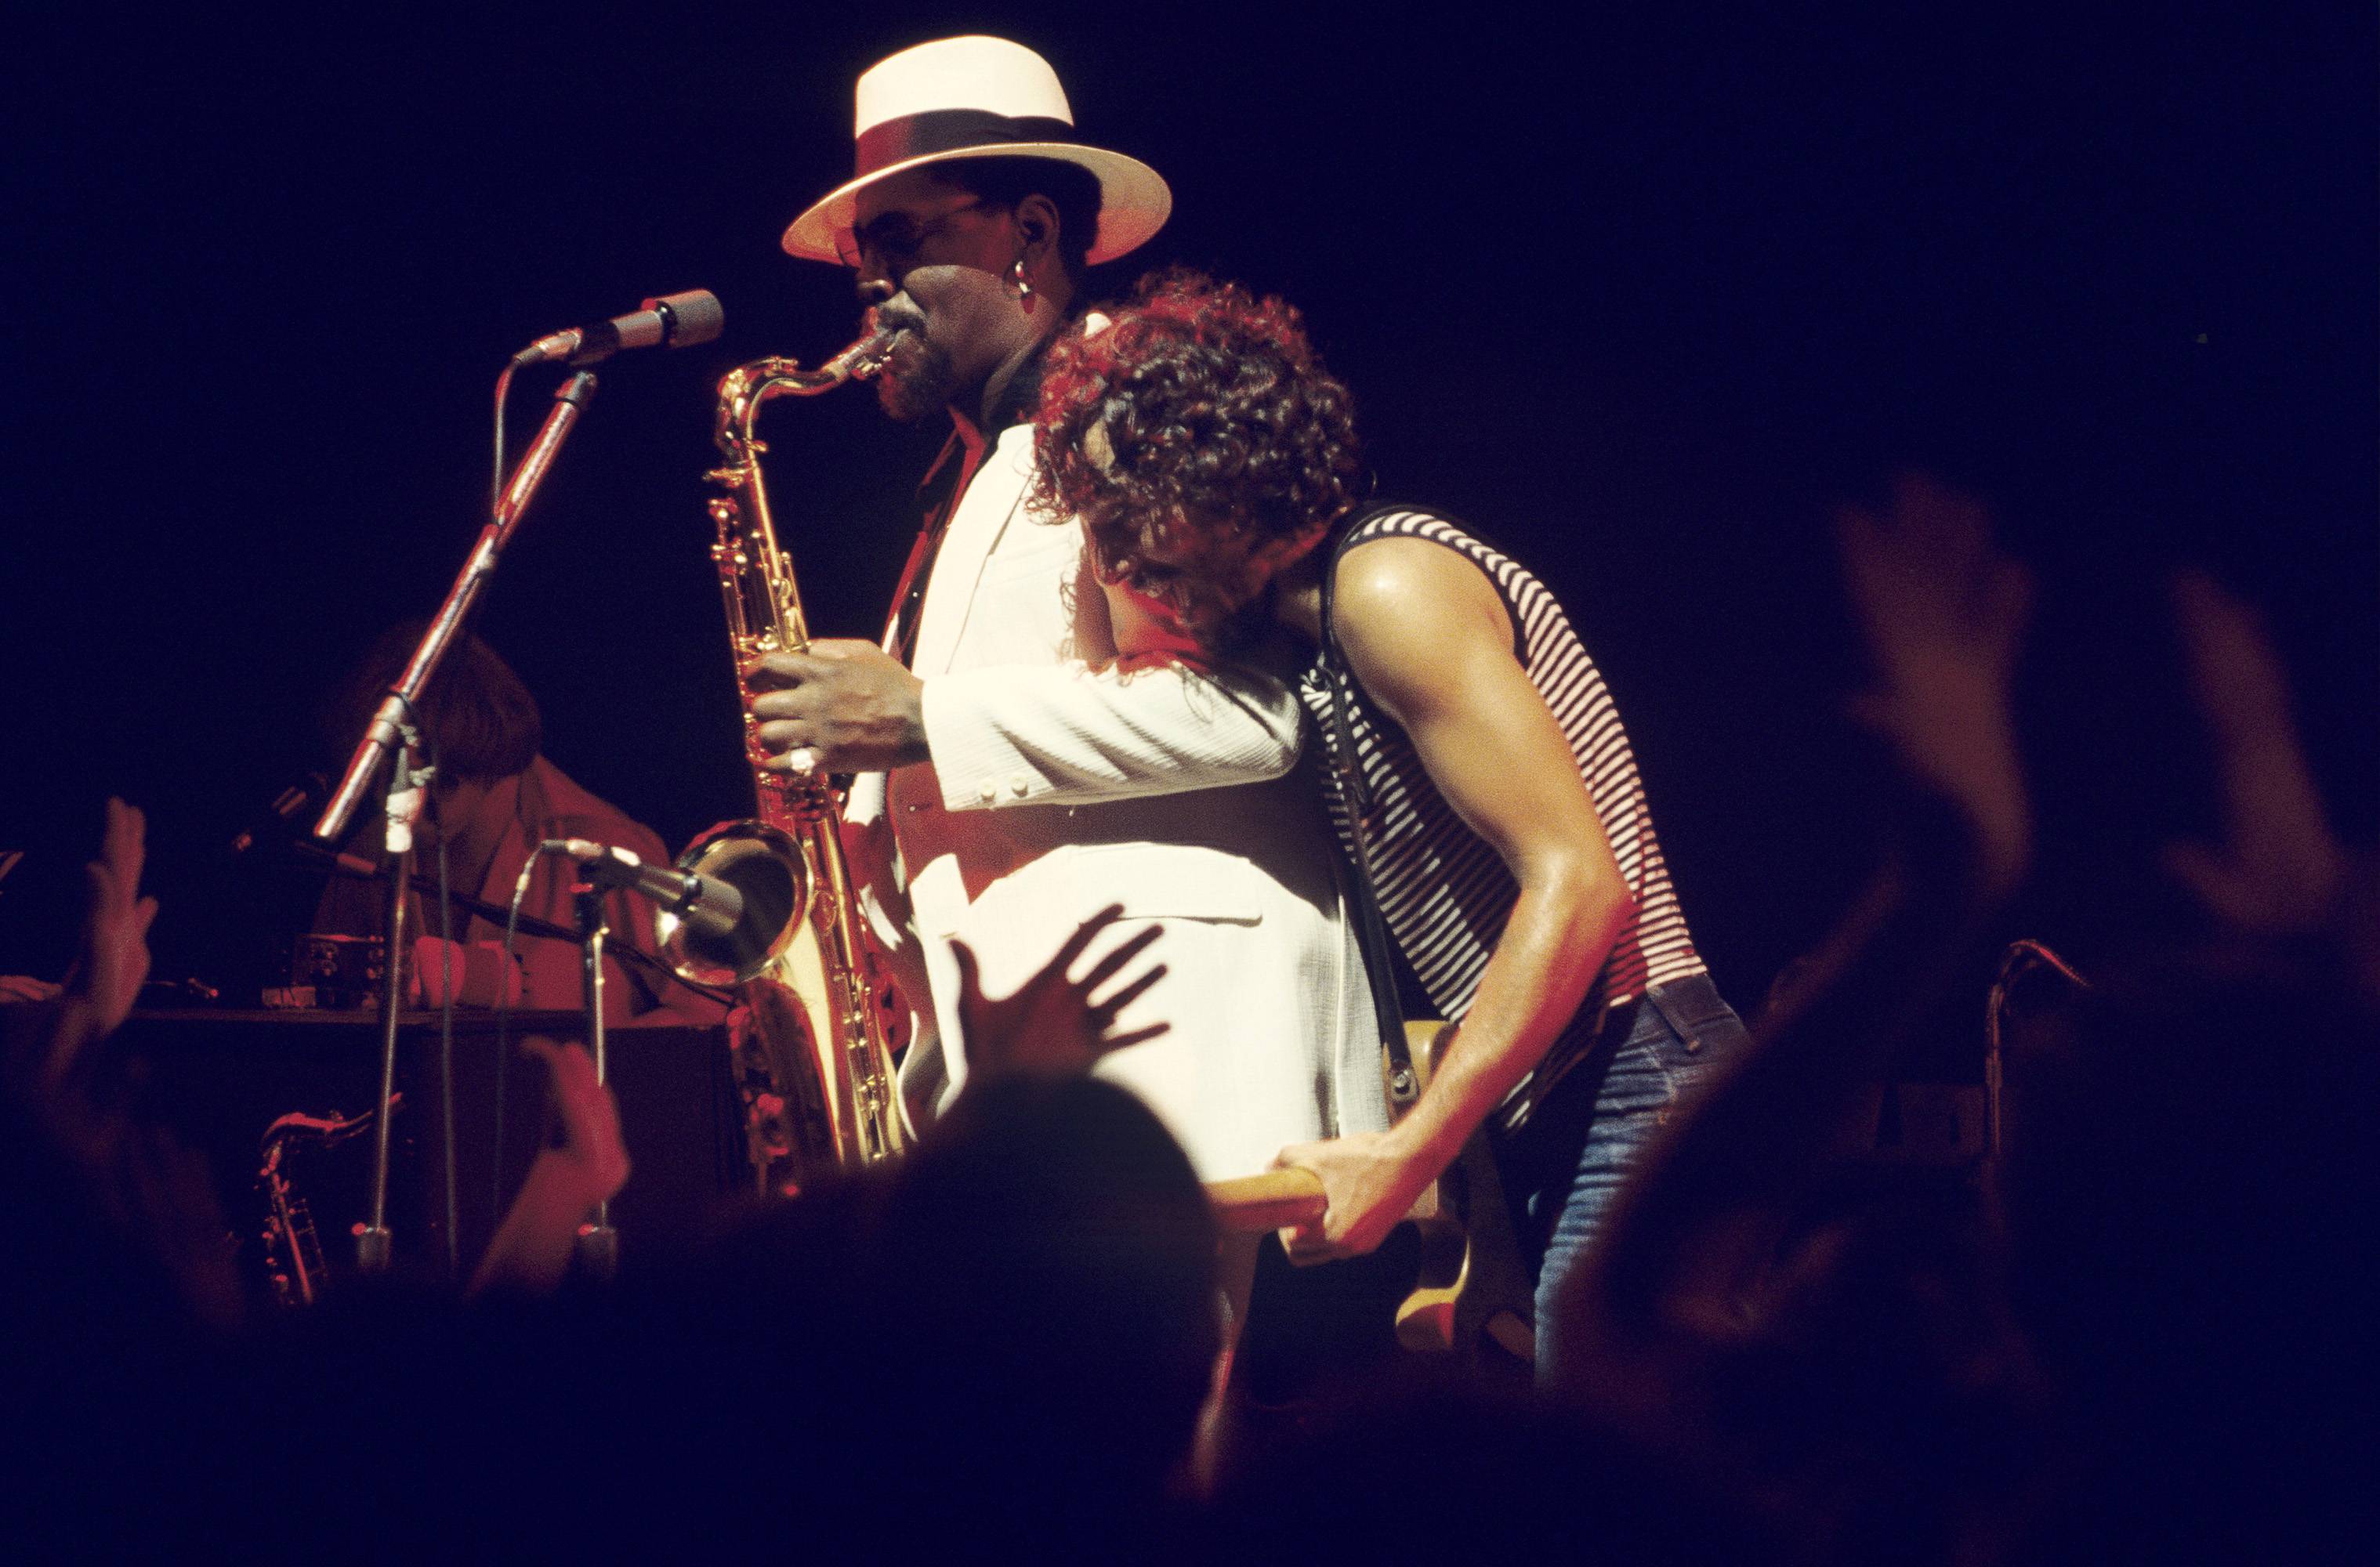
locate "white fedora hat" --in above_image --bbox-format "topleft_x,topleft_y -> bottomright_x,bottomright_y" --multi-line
783,35 -> 1171,266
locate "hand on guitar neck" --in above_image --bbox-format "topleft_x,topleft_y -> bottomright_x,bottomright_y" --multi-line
1265,1020 -> 1464,1261
1205,1022 -> 1535,1367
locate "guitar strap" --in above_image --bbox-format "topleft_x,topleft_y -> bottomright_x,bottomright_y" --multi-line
1316,508 -> 1421,1109
1313,512 -> 1540,1370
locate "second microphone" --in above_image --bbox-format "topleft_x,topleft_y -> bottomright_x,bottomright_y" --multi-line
556,838 -> 744,943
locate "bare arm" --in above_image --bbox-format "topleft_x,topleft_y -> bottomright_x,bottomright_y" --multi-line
3,798 -> 160,1144
1574,473 -> 2034,1351
1277,539 -> 1634,1259
470,1037 -> 630,1298
2161,570 -> 2346,936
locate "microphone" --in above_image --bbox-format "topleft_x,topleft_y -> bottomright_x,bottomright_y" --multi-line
554,838 -> 744,943
512,289 -> 724,368
231,772 -> 330,855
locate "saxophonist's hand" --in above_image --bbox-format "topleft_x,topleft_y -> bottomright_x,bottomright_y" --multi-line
749,639 -> 929,774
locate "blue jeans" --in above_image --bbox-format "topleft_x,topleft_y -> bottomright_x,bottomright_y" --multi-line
1492,973 -> 1749,1384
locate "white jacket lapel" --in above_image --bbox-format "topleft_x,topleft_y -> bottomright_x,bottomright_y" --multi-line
910,425 -> 1034,676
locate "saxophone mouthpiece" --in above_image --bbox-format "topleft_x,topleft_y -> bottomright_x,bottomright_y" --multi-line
831,321 -> 900,383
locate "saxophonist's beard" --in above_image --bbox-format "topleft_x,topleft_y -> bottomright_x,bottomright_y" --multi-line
875,330 -> 962,423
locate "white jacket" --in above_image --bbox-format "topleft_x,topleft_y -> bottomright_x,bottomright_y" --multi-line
846,422 -> 1389,1179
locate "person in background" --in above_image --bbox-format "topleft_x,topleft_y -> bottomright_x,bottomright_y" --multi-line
313,621 -> 705,1022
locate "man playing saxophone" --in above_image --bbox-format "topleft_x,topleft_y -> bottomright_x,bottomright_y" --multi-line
742,37 -> 1389,1205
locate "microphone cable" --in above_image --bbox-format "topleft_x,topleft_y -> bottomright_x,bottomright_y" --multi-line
491,360 -> 516,526
491,839 -> 568,1223
429,769 -> 460,1282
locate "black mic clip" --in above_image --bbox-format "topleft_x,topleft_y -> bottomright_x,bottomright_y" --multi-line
552,839 -> 744,943
231,771 -> 331,856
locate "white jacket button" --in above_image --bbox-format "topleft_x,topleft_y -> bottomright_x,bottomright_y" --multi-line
1007,772 -> 1031,798
976,779 -> 998,804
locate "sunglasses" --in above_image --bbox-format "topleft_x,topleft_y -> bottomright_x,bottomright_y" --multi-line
834,197 -> 991,268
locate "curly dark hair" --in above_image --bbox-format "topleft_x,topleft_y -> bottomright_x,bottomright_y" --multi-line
1032,269 -> 1363,559
327,619 -> 541,785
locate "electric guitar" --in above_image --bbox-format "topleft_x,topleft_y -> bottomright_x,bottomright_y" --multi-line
1204,1020 -> 1536,1372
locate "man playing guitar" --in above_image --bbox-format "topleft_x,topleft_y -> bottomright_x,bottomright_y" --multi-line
1030,271 -> 1754,1382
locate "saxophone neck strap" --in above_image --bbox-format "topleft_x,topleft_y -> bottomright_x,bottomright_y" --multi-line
881,428 -> 969,664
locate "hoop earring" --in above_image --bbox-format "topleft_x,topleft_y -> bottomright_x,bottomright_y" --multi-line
1010,258 -> 1035,311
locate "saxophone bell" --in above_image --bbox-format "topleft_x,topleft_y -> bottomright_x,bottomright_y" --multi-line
656,822 -> 810,987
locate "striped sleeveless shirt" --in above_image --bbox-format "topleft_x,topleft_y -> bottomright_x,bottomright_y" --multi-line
1298,507 -> 1707,1129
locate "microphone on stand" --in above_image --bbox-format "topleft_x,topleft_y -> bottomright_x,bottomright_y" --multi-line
511,289 -> 724,368
230,772 -> 331,856
553,839 -> 744,943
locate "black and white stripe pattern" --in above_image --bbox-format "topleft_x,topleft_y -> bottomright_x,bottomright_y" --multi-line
1300,508 -> 1705,1129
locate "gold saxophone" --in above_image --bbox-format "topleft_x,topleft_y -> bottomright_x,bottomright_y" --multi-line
661,324 -> 906,1196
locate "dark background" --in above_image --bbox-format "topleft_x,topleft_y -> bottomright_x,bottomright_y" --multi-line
6,4 -> 2373,1040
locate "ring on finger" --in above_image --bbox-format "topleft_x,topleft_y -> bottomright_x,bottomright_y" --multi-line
787,744 -> 821,778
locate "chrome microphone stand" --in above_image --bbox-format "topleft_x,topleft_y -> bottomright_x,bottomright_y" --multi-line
351,733 -> 426,1276
570,875 -> 620,1281
313,369 -> 600,1277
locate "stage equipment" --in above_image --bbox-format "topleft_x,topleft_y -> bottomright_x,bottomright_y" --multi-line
566,859 -> 621,1278
1204,1020 -> 1534,1370
257,1103 -> 382,1307
555,838 -> 744,945
292,839 -> 730,1008
1986,938 -> 2091,1169
659,324 -> 905,1197
313,370 -> 600,848
280,932 -> 390,1011
512,288 -> 724,368
313,368 -> 600,1276
514,829 -> 741,1279
553,832 -> 744,1264
229,771 -> 328,856
118,1008 -> 741,1299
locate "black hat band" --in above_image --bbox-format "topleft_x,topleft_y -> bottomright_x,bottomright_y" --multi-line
854,108 -> 1081,179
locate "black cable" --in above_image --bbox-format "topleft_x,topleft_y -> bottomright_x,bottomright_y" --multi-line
491,361 -> 515,522
298,840 -> 735,1007
492,841 -> 561,1221
431,776 -> 459,1281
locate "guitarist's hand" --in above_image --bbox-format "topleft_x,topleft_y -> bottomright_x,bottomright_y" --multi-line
1272,1129 -> 1437,1264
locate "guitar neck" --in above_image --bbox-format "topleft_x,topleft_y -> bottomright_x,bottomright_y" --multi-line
1199,1025 -> 1451,1235
1204,1167 -> 1324,1232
